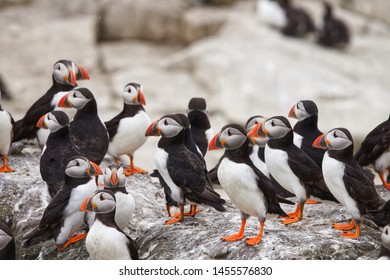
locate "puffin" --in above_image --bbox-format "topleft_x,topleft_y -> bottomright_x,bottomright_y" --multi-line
12,60 -> 89,147
354,115 -> 390,191
313,128 -> 390,238
209,124 -> 293,246
0,220 -> 15,260
378,225 -> 390,260
277,0 -> 316,38
150,168 -> 178,217
187,97 -> 213,157
37,111 -> 81,198
105,83 -> 150,176
145,113 -> 226,224
0,90 -> 15,173
80,189 -> 139,260
288,100 -> 325,168
102,165 -> 136,231
23,156 -> 102,251
248,116 -> 337,224
58,88 -> 109,165
316,1 -> 350,49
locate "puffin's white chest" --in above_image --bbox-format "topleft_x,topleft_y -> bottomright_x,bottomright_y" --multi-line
293,132 -> 303,148
265,145 -> 307,202
218,158 -> 267,218
86,220 -> 131,260
108,111 -> 151,157
249,145 -> 269,178
0,110 -> 12,154
114,191 -> 136,231
374,149 -> 390,173
322,153 -> 360,219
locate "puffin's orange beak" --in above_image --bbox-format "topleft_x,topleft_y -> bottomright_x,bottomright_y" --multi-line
36,114 -> 47,128
76,65 -> 90,80
288,104 -> 297,119
66,67 -> 77,86
58,93 -> 72,108
137,89 -> 146,106
312,134 -> 328,149
208,132 -> 224,150
145,120 -> 160,136
111,169 -> 118,186
248,122 -> 267,142
80,196 -> 93,212
87,161 -> 103,176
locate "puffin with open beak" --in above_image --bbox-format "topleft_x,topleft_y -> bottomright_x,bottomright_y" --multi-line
313,128 -> 389,238
209,123 -> 293,246
249,116 -> 337,225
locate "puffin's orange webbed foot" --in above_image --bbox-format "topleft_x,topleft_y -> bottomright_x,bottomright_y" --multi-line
57,232 -> 87,251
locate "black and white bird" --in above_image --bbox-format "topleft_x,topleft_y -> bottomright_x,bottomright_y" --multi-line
378,225 -> 390,260
249,116 -> 337,224
288,100 -> 325,168
187,97 -> 213,157
102,165 -> 136,231
145,113 -> 226,224
37,111 -> 81,198
23,156 -> 102,251
354,115 -> 390,191
80,190 -> 139,260
316,1 -> 350,49
209,124 -> 292,246
0,220 -> 15,260
12,60 -> 89,147
58,88 -> 109,165
313,128 -> 390,238
0,91 -> 15,173
105,83 -> 150,176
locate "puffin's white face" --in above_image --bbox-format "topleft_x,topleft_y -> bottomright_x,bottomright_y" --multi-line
158,117 -> 183,138
219,127 -> 247,149
103,166 -> 126,188
0,228 -> 12,251
44,112 -> 64,133
263,118 -> 291,139
90,191 -> 116,214
122,84 -> 145,105
294,101 -> 311,121
52,61 -> 75,85
67,90 -> 91,109
381,225 -> 390,250
325,129 -> 352,150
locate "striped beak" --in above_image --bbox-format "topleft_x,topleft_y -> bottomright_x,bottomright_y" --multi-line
288,104 -> 297,119
248,121 -> 267,143
312,134 -> 328,149
86,161 -> 103,177
58,93 -> 73,108
145,120 -> 161,136
137,88 -> 146,106
36,114 -> 47,128
208,132 -> 224,150
76,65 -> 90,81
80,196 -> 94,212
66,67 -> 77,86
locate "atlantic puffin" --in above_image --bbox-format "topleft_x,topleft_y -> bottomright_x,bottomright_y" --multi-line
58,88 -> 109,165
12,60 -> 89,146
277,0 -> 316,38
249,116 -> 337,224
313,128 -> 389,238
145,113 -> 226,224
209,124 -> 292,245
378,225 -> 390,260
354,115 -> 390,191
288,100 -> 325,168
0,91 -> 15,173
0,220 -> 15,260
316,1 -> 350,49
37,110 -> 81,198
105,83 -> 150,176
23,156 -> 102,251
187,97 -> 213,157
80,189 -> 139,260
102,165 -> 136,231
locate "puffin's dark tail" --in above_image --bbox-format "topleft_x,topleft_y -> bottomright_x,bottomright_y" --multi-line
22,227 -> 53,248
12,119 -> 35,143
187,188 -> 226,212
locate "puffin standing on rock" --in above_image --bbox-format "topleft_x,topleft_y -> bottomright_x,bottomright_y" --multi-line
23,156 -> 102,251
249,116 -> 337,224
105,83 -> 150,176
209,124 -> 293,246
0,91 -> 15,173
58,88 -> 109,165
80,190 -> 139,260
313,128 -> 390,238
12,60 -> 89,147
37,110 -> 81,198
145,113 -> 226,224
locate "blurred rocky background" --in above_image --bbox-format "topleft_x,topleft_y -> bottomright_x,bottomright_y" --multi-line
1,0 -> 390,259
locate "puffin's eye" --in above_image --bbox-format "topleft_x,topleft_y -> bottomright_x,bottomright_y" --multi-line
99,194 -> 105,201
227,129 -> 232,136
75,161 -> 80,166
271,121 -> 275,127
128,87 -> 132,93
333,131 -> 338,138
164,119 -> 168,126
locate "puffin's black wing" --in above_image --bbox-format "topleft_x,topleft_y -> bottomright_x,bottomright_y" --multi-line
104,111 -> 125,141
39,187 -> 73,228
287,146 -> 323,182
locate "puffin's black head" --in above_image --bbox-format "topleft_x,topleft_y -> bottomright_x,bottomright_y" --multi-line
80,189 -> 116,214
36,110 -> 69,132
65,156 -> 103,179
209,124 -> 247,150
145,113 -> 186,138
122,83 -> 146,105
188,97 -> 207,111
58,87 -> 94,110
288,100 -> 318,121
245,115 -> 266,133
313,127 -> 353,152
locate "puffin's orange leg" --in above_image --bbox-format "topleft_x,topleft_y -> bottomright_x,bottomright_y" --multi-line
165,204 -> 184,225
379,172 -> 390,191
114,157 -> 121,167
222,218 -> 246,242
0,155 -> 14,173
282,203 -> 304,225
124,155 -> 148,176
333,219 -> 355,231
246,220 -> 265,246
341,223 -> 360,239
57,232 -> 88,251
305,199 -> 321,204
166,204 -> 173,217
184,205 -> 203,217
